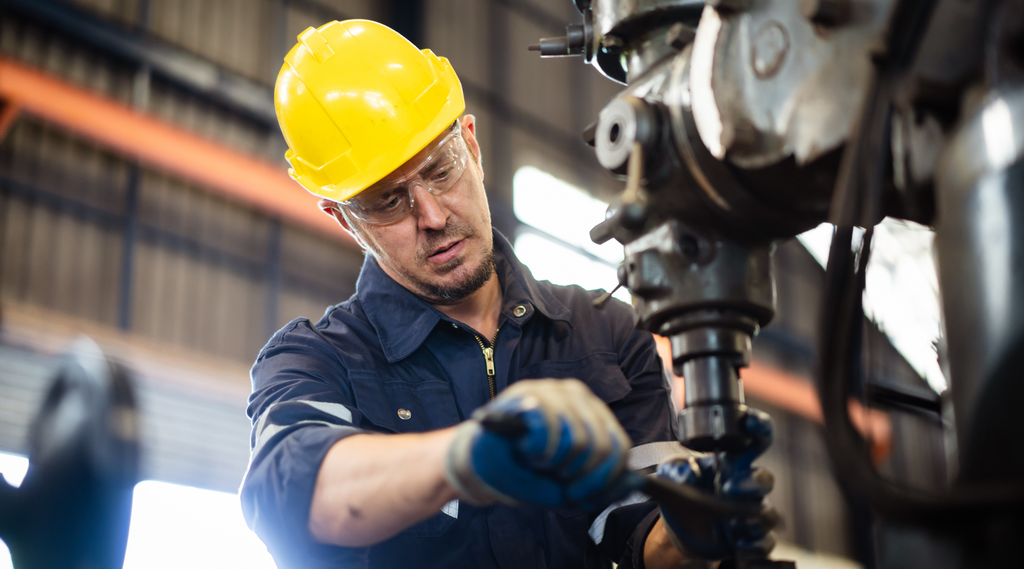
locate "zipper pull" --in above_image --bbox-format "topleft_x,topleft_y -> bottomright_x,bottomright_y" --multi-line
482,346 -> 495,376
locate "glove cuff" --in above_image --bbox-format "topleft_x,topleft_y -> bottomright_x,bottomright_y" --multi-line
444,421 -> 519,507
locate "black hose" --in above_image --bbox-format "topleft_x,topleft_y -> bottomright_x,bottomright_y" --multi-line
818,224 -> 1024,521
813,0 -> 1024,523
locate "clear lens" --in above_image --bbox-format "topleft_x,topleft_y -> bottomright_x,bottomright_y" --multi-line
343,125 -> 469,225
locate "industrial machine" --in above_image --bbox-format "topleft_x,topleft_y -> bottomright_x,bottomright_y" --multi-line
533,0 -> 1024,567
0,338 -> 140,569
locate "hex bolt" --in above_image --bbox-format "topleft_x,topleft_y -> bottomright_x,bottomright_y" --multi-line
751,21 -> 789,79
801,0 -> 851,26
666,22 -> 696,50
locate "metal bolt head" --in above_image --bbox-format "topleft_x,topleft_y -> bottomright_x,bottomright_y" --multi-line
751,21 -> 789,79
397,408 -> 412,420
666,22 -> 696,51
514,305 -> 527,317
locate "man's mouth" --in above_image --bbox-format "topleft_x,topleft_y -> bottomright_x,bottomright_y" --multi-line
427,239 -> 465,265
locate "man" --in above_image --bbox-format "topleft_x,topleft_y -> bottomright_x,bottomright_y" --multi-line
240,19 -> 757,569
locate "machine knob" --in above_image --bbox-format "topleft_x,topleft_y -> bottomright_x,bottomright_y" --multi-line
529,23 -> 591,58
595,96 -> 658,173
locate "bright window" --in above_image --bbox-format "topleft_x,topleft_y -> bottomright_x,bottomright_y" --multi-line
0,451 -> 277,569
797,219 -> 946,393
513,167 -> 629,303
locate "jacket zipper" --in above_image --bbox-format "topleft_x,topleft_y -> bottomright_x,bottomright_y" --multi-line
473,326 -> 501,401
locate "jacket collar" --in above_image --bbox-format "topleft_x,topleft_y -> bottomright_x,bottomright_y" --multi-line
356,229 -> 572,363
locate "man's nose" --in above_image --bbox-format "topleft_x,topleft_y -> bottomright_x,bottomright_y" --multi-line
411,182 -> 449,230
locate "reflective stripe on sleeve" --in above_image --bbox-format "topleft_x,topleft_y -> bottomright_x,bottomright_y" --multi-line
251,419 -> 340,459
588,490 -> 649,545
441,499 -> 459,519
249,400 -> 358,460
300,400 -> 354,423
587,442 -> 699,545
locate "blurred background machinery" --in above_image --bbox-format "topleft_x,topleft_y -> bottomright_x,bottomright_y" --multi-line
0,338 -> 139,569
0,1 -> 948,567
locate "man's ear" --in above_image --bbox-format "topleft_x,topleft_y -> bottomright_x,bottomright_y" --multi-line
318,199 -> 352,231
318,199 -> 368,250
460,114 -> 484,179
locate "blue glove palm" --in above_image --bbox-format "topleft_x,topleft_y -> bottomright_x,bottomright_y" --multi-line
445,379 -> 638,511
655,409 -> 778,561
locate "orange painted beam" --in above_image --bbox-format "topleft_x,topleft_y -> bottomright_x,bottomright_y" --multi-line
0,57 -> 357,248
654,335 -> 892,462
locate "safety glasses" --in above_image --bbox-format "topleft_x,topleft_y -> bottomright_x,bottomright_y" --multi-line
341,122 -> 470,225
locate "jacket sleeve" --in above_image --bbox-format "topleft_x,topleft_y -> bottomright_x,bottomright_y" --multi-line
239,318 -> 370,569
591,298 -> 679,568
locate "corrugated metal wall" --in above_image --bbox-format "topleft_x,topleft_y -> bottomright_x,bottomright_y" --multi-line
0,0 -> 948,562
0,2 -> 366,360
0,114 -> 362,362
0,0 -> 366,494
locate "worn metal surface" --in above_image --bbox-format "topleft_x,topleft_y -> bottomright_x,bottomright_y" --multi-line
690,0 -> 895,168
592,0 -> 705,37
934,88 -> 1024,484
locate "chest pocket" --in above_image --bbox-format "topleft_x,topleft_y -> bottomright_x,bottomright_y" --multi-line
520,351 -> 633,521
517,351 -> 632,405
349,370 -> 461,433
350,370 -> 460,539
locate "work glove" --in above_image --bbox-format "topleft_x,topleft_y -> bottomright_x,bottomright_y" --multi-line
655,409 -> 779,561
445,378 -> 638,511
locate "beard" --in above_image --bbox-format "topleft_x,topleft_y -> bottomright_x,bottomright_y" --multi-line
375,218 -> 496,304
413,250 -> 496,304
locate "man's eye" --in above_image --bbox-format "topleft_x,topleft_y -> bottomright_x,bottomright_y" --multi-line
370,192 -> 403,211
431,168 -> 452,181
379,196 -> 402,210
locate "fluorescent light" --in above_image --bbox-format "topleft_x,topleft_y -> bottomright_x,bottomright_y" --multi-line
795,222 -> 834,268
0,452 -> 28,569
0,453 -> 277,569
863,219 -> 945,393
797,219 -> 946,393
514,232 -> 630,304
123,480 -> 277,569
0,451 -> 28,488
513,167 -> 623,264
512,166 -> 630,303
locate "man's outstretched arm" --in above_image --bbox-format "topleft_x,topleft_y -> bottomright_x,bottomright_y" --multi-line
309,429 -> 458,547
311,378 -> 642,548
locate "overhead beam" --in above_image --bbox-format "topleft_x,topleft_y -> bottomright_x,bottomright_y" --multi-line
6,0 -> 597,191
0,57 -> 357,248
5,0 -> 278,126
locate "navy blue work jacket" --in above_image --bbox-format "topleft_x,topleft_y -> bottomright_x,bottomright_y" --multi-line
240,230 -> 677,569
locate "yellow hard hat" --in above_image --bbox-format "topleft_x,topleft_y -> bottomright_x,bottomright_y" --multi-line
275,20 -> 466,202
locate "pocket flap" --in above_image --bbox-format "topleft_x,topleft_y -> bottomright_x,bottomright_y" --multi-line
517,352 -> 632,404
349,370 -> 461,433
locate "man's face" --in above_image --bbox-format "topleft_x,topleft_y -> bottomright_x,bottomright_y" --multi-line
326,115 -> 495,304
